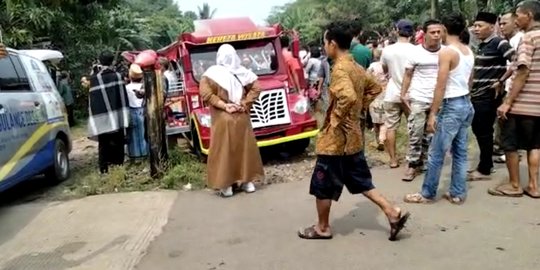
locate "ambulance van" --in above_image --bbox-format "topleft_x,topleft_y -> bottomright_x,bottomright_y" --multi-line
0,47 -> 71,192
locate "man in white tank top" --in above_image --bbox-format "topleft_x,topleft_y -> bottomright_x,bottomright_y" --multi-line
400,19 -> 444,182
405,13 -> 475,205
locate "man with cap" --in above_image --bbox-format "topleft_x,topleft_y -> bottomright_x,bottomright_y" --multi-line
469,12 -> 515,181
381,19 -> 416,169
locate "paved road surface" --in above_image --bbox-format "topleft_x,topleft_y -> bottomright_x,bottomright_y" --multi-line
136,165 -> 540,270
0,191 -> 177,270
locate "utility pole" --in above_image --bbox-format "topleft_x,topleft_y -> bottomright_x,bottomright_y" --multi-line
135,50 -> 168,177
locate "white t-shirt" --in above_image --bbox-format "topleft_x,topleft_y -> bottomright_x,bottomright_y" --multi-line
381,42 -> 417,102
126,82 -> 144,108
406,45 -> 443,103
506,31 -> 524,92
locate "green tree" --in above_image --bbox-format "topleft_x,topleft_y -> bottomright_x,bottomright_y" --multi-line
197,3 -> 216,19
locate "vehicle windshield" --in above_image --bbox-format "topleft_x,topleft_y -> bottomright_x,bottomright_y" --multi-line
190,40 -> 277,81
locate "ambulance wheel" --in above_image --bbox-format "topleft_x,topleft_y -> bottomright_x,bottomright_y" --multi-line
191,127 -> 207,163
45,138 -> 70,182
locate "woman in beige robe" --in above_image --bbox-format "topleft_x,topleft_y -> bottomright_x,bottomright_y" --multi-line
199,44 -> 264,197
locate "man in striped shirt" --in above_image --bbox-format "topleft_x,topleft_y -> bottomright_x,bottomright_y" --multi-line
492,0 -> 540,198
469,12 -> 515,181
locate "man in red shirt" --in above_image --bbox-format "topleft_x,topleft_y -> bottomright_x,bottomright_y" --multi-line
280,36 -> 302,92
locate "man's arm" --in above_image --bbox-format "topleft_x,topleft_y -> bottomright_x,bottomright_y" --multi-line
400,68 -> 414,113
468,68 -> 475,90
329,67 -> 357,128
429,48 -> 454,116
381,50 -> 389,74
499,39 -> 516,62
505,33 -> 533,106
317,63 -> 326,92
363,72 -> 382,109
505,66 -> 529,105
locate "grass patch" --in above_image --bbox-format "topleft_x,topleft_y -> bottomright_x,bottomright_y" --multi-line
47,146 -> 206,201
162,148 -> 207,189
70,119 -> 87,140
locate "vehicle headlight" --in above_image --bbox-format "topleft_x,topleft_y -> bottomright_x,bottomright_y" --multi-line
199,114 -> 211,127
293,98 -> 309,114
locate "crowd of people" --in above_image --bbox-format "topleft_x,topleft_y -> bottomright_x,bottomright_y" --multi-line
79,0 -> 540,241
288,2 -> 540,204
82,52 -> 179,174
202,0 -> 540,241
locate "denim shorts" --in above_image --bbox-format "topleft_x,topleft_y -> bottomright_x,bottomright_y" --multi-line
309,151 -> 375,201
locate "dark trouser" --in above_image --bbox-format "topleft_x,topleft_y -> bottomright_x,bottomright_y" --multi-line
66,105 -> 76,127
471,98 -> 500,175
98,130 -> 125,173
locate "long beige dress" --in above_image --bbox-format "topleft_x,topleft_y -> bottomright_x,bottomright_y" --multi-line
199,76 -> 264,189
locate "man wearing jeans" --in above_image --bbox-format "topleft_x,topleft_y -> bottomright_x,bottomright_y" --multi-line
404,13 -> 475,204
400,19 -> 443,181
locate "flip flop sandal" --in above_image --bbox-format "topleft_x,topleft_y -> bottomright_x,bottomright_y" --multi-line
443,193 -> 465,205
487,185 -> 523,197
390,163 -> 400,169
389,211 -> 411,241
467,173 -> 491,182
403,193 -> 433,204
524,188 -> 540,199
298,225 -> 333,240
402,170 -> 417,182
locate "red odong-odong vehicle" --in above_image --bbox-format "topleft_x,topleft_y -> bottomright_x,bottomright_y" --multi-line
123,17 -> 319,158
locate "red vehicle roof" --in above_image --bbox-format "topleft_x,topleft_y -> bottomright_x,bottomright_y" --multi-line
181,17 -> 281,45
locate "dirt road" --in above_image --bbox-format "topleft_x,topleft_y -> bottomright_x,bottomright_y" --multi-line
136,165 -> 540,270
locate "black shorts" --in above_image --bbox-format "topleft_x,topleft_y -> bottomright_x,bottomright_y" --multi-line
309,151 -> 375,201
500,114 -> 540,151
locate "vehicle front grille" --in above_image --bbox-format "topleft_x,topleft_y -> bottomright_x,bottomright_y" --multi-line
250,89 -> 291,129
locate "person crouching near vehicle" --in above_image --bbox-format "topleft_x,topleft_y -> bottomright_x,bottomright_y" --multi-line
125,64 -> 148,161
199,44 -> 264,198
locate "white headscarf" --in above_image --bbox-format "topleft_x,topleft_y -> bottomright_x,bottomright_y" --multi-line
203,44 -> 258,105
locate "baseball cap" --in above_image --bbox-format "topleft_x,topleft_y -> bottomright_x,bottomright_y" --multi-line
396,19 -> 414,37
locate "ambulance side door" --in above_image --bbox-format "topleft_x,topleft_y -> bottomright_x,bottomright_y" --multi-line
0,52 -> 46,184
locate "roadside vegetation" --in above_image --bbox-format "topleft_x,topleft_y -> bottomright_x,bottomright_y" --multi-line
42,116 -> 477,201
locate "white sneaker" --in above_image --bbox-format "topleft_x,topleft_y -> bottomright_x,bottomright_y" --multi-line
219,186 -> 233,197
242,182 -> 256,193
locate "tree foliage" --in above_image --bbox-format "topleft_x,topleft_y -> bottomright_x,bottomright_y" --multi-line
197,3 -> 217,20
0,0 -> 202,116
0,0 -> 197,70
267,0 -> 520,45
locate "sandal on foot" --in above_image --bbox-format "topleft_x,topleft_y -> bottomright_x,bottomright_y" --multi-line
467,171 -> 491,181
402,169 -> 417,182
524,188 -> 540,199
443,193 -> 465,205
487,184 -> 523,197
389,163 -> 399,169
298,225 -> 333,240
389,211 -> 411,241
403,193 -> 433,204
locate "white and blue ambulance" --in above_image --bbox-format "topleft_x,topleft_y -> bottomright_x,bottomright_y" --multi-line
0,47 -> 71,192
